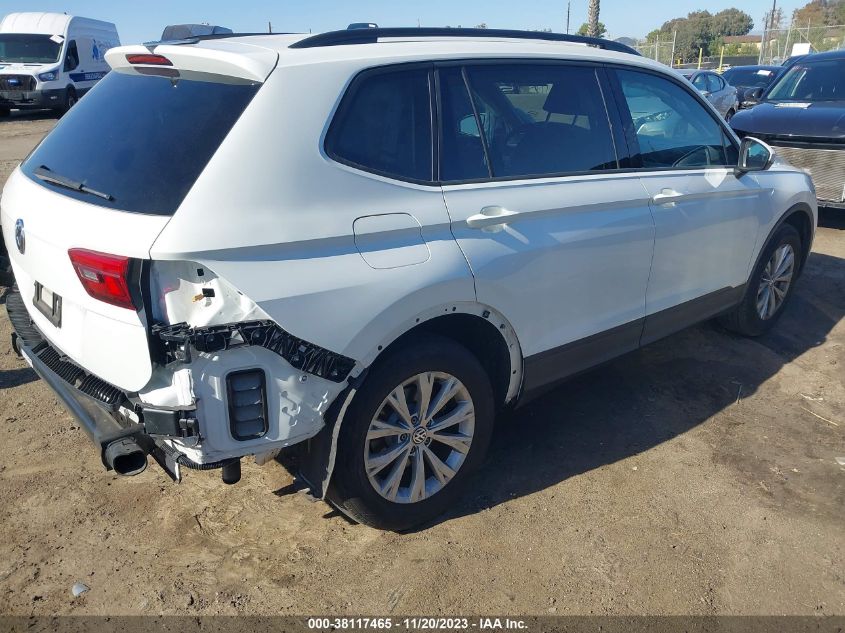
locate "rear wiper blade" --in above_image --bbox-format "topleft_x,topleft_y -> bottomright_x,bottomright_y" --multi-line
33,165 -> 114,201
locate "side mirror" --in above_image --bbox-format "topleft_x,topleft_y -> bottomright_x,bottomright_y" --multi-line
749,87 -> 764,100
738,137 -> 774,173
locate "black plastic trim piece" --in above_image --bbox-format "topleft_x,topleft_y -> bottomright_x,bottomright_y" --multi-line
6,286 -> 44,347
152,320 -> 356,383
142,407 -> 199,438
226,368 -> 269,441
18,341 -> 145,470
521,319 -> 644,396
290,28 -> 641,56
640,285 -> 746,346
520,285 -> 748,402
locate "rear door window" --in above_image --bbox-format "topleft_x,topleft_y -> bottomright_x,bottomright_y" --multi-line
451,63 -> 618,179
707,74 -> 724,92
326,67 -> 433,183
21,70 -> 260,215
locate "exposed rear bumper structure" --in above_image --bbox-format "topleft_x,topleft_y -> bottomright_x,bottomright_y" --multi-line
4,287 -> 237,481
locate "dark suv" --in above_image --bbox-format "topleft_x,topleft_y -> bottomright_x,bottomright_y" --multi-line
730,49 -> 845,209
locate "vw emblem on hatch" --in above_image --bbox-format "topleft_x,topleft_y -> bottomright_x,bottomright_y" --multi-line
14,218 -> 24,255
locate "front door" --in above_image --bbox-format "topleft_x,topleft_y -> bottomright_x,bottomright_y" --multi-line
437,63 -> 655,392
609,67 -> 765,343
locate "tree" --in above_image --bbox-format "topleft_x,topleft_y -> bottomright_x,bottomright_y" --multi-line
763,7 -> 785,32
791,0 -> 838,27
712,7 -> 754,36
587,0 -> 601,38
644,7 -> 753,62
577,21 -> 606,37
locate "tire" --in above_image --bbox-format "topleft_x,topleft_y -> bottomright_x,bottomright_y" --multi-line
327,334 -> 495,531
54,88 -> 77,116
0,106 -> 9,118
719,223 -> 802,337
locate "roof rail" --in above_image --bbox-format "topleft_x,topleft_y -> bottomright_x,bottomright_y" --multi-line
289,28 -> 641,56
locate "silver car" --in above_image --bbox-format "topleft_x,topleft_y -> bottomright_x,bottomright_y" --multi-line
682,70 -> 739,120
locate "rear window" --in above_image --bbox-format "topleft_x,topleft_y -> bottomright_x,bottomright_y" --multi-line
22,70 -> 260,215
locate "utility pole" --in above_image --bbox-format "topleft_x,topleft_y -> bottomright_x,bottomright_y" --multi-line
268,21 -> 272,34
767,0 -> 778,63
566,2 -> 571,35
670,30 -> 677,68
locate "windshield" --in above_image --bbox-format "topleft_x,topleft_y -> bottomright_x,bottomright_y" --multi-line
765,58 -> 845,102
22,70 -> 260,215
0,34 -> 62,63
724,68 -> 777,88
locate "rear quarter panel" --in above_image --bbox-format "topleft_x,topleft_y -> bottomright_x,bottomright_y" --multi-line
149,61 -> 477,369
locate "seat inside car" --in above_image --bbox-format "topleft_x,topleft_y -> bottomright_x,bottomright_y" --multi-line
508,82 -> 612,176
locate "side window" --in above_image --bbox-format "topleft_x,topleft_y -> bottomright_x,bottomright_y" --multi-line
63,40 -> 79,72
450,63 -> 617,179
326,68 -> 433,182
707,74 -> 723,92
692,74 -> 708,91
615,69 -> 735,169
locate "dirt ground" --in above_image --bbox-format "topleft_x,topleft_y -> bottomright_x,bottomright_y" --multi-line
0,112 -> 843,617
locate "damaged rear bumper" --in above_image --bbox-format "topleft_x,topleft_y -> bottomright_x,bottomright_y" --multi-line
6,288 -> 212,480
6,285 -> 352,483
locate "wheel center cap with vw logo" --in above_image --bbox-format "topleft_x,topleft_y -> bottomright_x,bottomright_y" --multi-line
411,426 -> 428,445
14,218 -> 25,255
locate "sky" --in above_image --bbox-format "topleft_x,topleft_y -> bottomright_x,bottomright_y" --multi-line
0,0 -> 809,44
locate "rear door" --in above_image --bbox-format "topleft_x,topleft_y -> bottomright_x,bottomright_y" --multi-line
708,73 -> 731,116
607,66 -> 765,343
438,62 -> 655,392
1,42 -> 277,391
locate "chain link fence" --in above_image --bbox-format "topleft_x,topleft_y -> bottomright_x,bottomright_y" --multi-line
632,40 -> 677,67
631,24 -> 845,70
758,24 -> 845,64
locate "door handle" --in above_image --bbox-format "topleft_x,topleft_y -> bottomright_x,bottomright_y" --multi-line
466,206 -> 518,230
651,189 -> 685,204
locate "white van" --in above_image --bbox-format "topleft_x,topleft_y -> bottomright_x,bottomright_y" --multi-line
0,12 -> 119,116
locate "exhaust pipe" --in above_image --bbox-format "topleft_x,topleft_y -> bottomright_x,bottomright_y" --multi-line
104,438 -> 148,476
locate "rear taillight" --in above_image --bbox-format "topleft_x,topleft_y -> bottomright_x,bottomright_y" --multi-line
68,249 -> 137,310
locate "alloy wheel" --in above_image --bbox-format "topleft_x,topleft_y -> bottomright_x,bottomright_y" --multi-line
364,372 -> 475,504
756,244 -> 795,320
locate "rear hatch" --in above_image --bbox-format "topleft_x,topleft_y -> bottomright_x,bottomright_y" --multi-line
1,39 -> 278,391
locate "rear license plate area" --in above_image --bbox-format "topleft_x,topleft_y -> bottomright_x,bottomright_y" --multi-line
33,282 -> 62,328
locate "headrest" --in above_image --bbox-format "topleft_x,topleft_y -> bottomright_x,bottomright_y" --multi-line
543,83 -> 590,115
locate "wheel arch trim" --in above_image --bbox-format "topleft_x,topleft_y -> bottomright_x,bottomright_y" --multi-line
300,301 -> 524,500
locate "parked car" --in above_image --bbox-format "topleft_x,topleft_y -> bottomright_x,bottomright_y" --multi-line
722,65 -> 781,109
160,24 -> 232,41
2,28 -> 817,530
0,12 -> 119,116
680,69 -> 739,119
731,49 -> 845,209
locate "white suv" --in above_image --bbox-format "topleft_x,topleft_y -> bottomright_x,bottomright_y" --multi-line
2,29 -> 817,530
